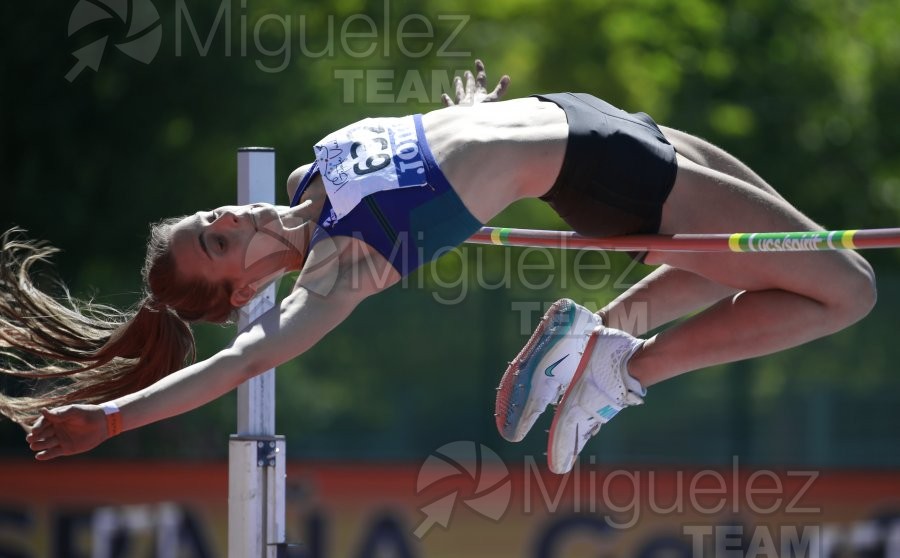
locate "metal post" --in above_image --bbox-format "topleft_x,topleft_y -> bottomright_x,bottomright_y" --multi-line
229,147 -> 287,558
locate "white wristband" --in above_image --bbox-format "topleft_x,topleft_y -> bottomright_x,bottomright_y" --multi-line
101,402 -> 119,415
101,402 -> 123,436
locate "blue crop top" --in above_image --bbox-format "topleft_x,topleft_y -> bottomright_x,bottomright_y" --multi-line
290,114 -> 482,277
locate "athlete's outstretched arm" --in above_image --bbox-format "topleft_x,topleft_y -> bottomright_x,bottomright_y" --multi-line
26,249 -> 383,460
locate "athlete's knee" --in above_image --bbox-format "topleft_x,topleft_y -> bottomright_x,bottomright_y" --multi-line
847,255 -> 877,318
827,253 -> 877,324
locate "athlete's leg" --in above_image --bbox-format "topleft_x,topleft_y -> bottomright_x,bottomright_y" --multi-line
506,130 -> 787,449
659,126 -> 784,199
601,127 -> 781,337
495,267 -> 728,443
630,154 -> 876,387
600,265 -> 738,336
546,153 -> 875,474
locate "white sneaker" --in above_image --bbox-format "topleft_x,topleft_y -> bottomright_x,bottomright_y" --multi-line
495,299 -> 601,443
547,326 -> 645,475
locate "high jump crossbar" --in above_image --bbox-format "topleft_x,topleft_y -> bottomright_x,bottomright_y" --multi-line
468,227 -> 900,252
230,148 -> 287,558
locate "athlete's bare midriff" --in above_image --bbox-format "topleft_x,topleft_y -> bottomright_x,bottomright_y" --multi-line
420,97 -> 569,223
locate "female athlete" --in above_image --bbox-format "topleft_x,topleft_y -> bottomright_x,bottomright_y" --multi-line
7,61 -> 875,473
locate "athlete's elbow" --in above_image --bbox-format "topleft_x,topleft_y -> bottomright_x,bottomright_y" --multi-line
241,355 -> 277,382
219,348 -> 271,384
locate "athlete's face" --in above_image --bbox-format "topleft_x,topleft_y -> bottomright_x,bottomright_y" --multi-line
168,203 -> 307,307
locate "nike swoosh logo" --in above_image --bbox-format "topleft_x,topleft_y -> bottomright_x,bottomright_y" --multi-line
544,355 -> 569,377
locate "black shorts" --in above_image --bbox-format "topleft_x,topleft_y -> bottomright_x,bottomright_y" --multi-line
534,93 -> 678,258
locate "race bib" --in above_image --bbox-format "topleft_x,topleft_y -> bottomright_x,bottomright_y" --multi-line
313,116 -> 428,220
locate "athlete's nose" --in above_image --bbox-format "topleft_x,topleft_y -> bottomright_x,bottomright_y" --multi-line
215,210 -> 238,225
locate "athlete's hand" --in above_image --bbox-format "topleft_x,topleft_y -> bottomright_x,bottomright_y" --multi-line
441,59 -> 510,107
26,405 -> 109,460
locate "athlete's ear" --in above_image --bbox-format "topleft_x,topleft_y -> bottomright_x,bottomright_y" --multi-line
230,284 -> 257,308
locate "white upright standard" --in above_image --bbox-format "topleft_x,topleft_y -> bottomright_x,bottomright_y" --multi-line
229,147 -> 287,558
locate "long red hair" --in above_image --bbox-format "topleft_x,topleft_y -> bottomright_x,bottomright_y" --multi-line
0,221 -> 234,427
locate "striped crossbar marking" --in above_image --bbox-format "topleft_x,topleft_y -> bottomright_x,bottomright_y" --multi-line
490,227 -> 511,245
728,233 -> 754,252
727,230 -> 860,252
471,227 -> 897,253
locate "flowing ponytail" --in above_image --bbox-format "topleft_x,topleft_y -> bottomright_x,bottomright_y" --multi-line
0,227 -> 198,427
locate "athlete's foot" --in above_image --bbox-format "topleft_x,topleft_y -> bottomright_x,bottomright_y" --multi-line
495,299 -> 602,443
547,326 -> 645,475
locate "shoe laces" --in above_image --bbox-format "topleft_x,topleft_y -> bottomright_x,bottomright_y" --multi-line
591,331 -> 644,405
